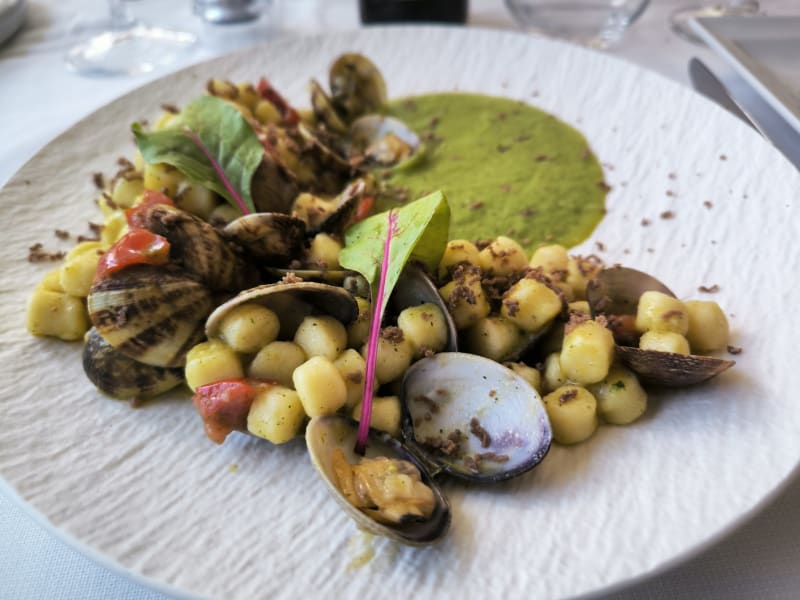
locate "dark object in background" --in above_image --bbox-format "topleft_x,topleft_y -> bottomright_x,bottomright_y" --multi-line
360,0 -> 469,23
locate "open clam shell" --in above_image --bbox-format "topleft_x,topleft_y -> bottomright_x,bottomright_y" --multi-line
329,53 -> 388,122
401,353 -> 552,482
389,263 -> 458,352
306,415 -> 451,546
587,266 -> 735,386
347,114 -> 421,168
205,280 -> 358,341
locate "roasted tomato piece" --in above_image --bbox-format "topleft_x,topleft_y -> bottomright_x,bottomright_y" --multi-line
125,189 -> 174,228
192,378 -> 275,444
95,229 -> 170,281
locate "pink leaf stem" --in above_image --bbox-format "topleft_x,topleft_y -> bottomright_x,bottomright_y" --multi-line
355,210 -> 399,454
182,126 -> 251,215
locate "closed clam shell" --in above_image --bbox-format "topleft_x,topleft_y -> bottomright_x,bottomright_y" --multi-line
139,204 -> 259,292
306,415 -> 451,545
83,328 -> 184,400
223,212 -> 307,265
205,281 -> 357,341
88,264 -> 213,368
401,353 -> 552,482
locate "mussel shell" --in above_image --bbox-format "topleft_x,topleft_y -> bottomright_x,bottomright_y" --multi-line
389,263 -> 458,352
401,353 -> 552,482
83,328 -> 184,400
139,204 -> 260,292
615,346 -> 735,387
329,53 -> 388,122
223,212 -> 307,265
88,264 -> 213,368
205,281 -> 358,341
306,415 -> 451,546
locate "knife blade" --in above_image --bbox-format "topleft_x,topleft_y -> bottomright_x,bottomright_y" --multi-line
688,58 -> 800,171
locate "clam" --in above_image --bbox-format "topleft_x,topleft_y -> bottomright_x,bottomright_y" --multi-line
310,79 -> 348,135
83,328 -> 184,400
389,263 -> 458,352
223,212 -> 307,265
88,264 -> 213,368
307,415 -> 451,545
306,353 -> 551,544
205,280 -> 358,341
138,204 -> 260,292
401,352 -> 552,481
329,53 -> 388,122
587,266 -> 735,386
347,114 -> 421,167
250,157 -> 299,216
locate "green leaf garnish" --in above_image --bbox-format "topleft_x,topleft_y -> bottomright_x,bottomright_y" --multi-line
339,190 -> 450,317
132,95 -> 263,213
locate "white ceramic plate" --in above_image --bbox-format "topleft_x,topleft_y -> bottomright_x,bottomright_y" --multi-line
1,27 -> 799,600
691,16 -> 800,134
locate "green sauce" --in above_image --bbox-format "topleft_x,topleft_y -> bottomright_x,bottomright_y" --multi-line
379,93 -> 607,252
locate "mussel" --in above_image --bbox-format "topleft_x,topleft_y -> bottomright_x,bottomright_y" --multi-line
307,353 -> 552,544
587,266 -> 734,386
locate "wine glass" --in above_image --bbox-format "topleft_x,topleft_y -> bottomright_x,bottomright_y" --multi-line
65,0 -> 198,76
670,0 -> 760,44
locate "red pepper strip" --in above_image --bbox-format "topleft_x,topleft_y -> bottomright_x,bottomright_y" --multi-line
125,189 -> 174,228
354,195 -> 375,223
257,77 -> 300,126
94,229 -> 171,281
192,378 -> 275,444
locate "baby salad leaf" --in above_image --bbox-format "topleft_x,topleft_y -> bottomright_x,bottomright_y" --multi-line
132,95 -> 263,213
339,191 -> 450,316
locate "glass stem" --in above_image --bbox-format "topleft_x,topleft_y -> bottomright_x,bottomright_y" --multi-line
108,0 -> 137,31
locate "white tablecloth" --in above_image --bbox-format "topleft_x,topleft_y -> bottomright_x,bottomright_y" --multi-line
2,1 -> 800,598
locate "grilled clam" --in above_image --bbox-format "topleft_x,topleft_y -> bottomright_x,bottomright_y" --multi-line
138,203 -> 259,292
587,266 -> 734,386
83,328 -> 184,400
88,264 -> 213,368
224,212 -> 307,265
307,415 -> 451,545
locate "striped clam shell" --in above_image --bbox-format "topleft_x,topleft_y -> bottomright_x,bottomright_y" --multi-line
139,204 -> 259,292
87,264 -> 213,368
83,328 -> 184,399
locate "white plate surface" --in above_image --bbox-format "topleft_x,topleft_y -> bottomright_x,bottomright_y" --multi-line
1,27 -> 799,600
692,16 -> 800,134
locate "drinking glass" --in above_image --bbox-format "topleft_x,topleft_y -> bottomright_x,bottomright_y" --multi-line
65,0 -> 198,76
505,0 -> 650,49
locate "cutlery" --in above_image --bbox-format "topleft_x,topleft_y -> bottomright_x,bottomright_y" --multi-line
688,58 -> 800,170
